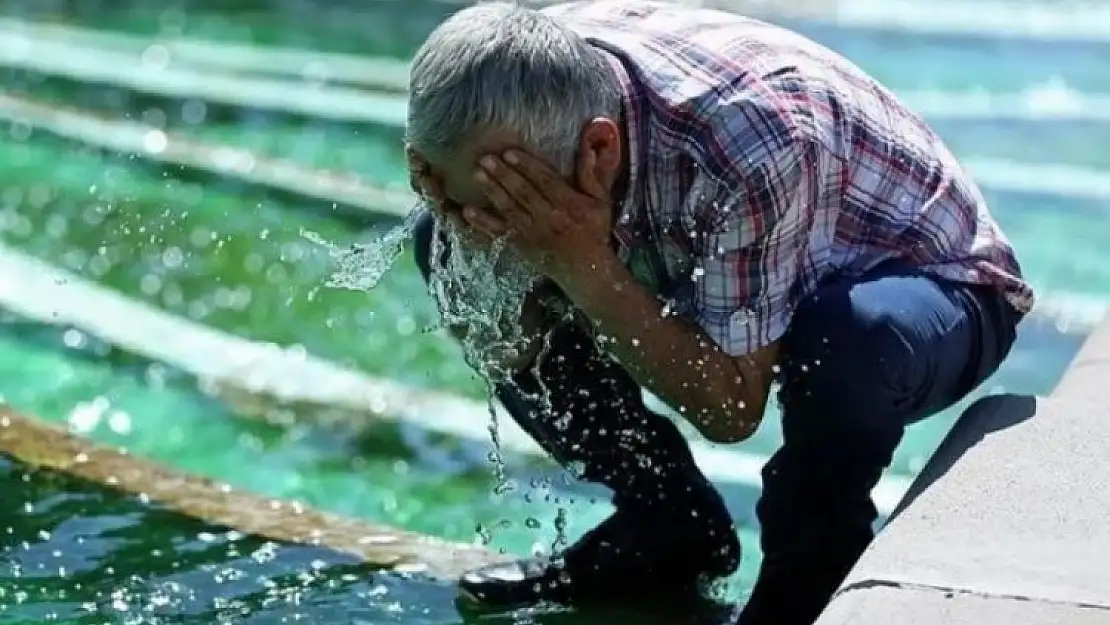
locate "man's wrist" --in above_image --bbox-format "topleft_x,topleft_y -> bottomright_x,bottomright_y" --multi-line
550,244 -> 625,301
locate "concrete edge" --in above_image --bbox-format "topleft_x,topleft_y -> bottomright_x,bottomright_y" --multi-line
816,312 -> 1110,624
822,583 -> 1110,625
835,578 -> 1110,613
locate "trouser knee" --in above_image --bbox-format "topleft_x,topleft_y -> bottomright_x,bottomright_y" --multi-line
778,284 -> 920,434
758,285 -> 912,557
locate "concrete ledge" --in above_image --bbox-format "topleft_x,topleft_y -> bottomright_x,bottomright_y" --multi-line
818,585 -> 1110,625
816,314 -> 1110,624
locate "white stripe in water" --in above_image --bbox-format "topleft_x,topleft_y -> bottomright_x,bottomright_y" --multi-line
378,0 -> 1110,42
830,0 -> 1110,43
4,28 -> 1110,127
5,37 -> 1110,207
0,35 -> 411,127
965,159 -> 1110,202
6,91 -> 1110,212
1028,292 -> 1110,332
0,18 -> 410,93
902,83 -> 1110,123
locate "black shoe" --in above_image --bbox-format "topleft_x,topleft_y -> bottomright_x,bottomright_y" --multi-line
457,509 -> 740,611
457,554 -> 574,609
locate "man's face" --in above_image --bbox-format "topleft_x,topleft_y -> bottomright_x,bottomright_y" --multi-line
406,133 -> 551,378
409,129 -> 535,227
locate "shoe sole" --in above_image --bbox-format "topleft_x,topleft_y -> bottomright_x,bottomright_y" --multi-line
455,588 -> 545,615
457,587 -> 483,606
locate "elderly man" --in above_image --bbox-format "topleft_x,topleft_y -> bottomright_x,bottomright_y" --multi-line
405,1 -> 1031,623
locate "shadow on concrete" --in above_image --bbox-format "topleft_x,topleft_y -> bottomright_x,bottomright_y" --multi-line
885,393 -> 1038,523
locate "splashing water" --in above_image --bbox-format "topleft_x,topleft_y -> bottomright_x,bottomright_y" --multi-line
424,219 -> 543,384
305,205 -> 545,497
302,205 -> 425,292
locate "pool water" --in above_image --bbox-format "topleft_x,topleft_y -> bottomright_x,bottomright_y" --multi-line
1,0 -> 1108,622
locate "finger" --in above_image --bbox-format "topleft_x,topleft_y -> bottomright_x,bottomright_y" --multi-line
461,204 -> 509,239
503,149 -> 567,203
475,167 -> 533,226
480,155 -> 548,215
576,148 -> 607,200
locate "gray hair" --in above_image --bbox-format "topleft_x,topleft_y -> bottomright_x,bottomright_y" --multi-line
406,2 -> 622,174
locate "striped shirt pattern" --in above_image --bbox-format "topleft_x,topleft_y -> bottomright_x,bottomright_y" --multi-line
544,0 -> 1033,356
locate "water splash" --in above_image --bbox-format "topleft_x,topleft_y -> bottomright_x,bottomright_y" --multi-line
306,204 -> 545,500
551,506 -> 569,553
302,204 -> 425,293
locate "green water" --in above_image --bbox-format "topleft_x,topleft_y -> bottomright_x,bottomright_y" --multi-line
1,1 -> 1109,622
3,452 -> 674,625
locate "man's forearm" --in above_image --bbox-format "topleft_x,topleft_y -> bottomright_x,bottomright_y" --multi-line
553,250 -> 768,442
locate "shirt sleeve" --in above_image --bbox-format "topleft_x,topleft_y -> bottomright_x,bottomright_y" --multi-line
687,107 -> 814,357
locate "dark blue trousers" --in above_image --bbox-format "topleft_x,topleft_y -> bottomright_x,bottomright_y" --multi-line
741,261 -> 1022,624
413,214 -> 1023,620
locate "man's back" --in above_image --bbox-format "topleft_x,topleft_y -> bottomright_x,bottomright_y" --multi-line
544,0 -> 1033,326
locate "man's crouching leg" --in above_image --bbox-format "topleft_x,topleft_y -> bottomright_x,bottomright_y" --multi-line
413,212 -> 739,609
739,263 -> 1022,625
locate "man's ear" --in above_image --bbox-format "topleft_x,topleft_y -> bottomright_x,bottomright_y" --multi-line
576,145 -> 606,199
576,117 -> 622,193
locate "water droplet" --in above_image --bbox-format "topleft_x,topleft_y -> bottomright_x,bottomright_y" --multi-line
474,523 -> 493,545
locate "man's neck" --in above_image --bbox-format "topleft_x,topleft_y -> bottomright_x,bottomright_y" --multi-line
611,113 -> 632,215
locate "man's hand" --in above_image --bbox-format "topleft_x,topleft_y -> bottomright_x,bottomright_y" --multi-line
464,149 -> 615,283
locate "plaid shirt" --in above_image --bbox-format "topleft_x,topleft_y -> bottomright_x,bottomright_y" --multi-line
545,0 -> 1034,356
